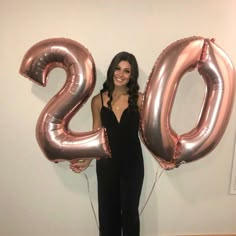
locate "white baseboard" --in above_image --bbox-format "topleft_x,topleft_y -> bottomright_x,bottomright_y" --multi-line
167,235 -> 236,236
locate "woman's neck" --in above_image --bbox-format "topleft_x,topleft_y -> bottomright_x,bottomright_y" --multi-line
113,86 -> 128,96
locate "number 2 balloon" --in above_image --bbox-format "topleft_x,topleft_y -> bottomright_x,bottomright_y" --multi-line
19,38 -> 111,162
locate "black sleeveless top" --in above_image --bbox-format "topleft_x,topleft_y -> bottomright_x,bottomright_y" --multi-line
100,93 -> 143,167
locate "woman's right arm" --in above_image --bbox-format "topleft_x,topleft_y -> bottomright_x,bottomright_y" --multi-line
70,94 -> 102,173
91,94 -> 102,131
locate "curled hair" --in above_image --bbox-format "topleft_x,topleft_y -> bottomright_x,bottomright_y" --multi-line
101,51 -> 140,111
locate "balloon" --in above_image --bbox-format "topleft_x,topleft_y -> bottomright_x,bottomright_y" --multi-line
140,36 -> 236,166
19,38 -> 111,162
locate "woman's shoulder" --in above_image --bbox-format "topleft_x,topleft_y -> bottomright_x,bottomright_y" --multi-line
92,93 -> 100,101
91,93 -> 101,109
137,92 -> 143,101
92,91 -> 108,100
138,92 -> 143,98
91,91 -> 108,108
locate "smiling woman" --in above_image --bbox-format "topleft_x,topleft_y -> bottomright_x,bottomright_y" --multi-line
70,51 -> 145,236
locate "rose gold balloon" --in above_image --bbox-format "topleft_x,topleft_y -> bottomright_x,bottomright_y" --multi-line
19,38 -> 111,162
140,36 -> 236,166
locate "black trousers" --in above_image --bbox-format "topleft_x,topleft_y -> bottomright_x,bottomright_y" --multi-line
96,158 -> 144,236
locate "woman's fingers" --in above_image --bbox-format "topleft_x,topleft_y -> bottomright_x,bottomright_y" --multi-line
70,165 -> 85,173
69,159 -> 93,173
157,158 -> 176,170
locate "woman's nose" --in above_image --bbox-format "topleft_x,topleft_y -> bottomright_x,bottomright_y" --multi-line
118,70 -> 124,76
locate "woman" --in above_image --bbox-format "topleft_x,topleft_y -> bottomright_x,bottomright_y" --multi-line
70,51 -> 174,236
71,51 -> 144,236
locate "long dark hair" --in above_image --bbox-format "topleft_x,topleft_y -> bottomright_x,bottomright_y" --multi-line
100,51 -> 140,111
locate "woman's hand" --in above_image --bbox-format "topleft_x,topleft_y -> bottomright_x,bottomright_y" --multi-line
70,159 -> 93,173
156,158 -> 176,170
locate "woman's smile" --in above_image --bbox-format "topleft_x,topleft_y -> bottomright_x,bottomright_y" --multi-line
113,60 -> 131,87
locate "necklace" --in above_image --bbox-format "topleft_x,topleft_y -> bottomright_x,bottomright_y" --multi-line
112,93 -> 128,111
112,102 -> 121,110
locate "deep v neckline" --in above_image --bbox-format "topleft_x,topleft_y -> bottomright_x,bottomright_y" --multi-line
103,106 -> 128,124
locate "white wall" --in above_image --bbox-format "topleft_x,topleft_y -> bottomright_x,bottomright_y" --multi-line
1,0 -> 236,235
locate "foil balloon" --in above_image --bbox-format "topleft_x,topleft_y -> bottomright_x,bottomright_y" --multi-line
140,36 -> 236,167
19,38 -> 111,162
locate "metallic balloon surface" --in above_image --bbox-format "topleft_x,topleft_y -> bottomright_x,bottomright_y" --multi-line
20,38 -> 111,162
140,36 -> 236,166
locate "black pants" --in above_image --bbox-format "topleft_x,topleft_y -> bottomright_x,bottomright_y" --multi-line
96,158 -> 144,236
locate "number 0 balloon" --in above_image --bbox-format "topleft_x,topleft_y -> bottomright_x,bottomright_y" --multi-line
19,38 -> 111,162
140,36 -> 236,166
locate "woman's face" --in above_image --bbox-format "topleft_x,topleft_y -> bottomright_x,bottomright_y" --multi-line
113,60 -> 131,87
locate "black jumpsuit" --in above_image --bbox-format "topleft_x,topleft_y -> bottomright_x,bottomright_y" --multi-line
96,93 -> 144,236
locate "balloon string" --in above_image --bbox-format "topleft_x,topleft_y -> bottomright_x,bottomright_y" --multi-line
139,165 -> 164,216
82,172 -> 99,230
82,165 -> 164,230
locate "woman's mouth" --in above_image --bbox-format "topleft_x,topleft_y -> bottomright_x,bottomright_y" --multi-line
115,77 -> 124,82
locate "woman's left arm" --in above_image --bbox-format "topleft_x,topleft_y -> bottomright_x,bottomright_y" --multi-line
137,92 -> 143,112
